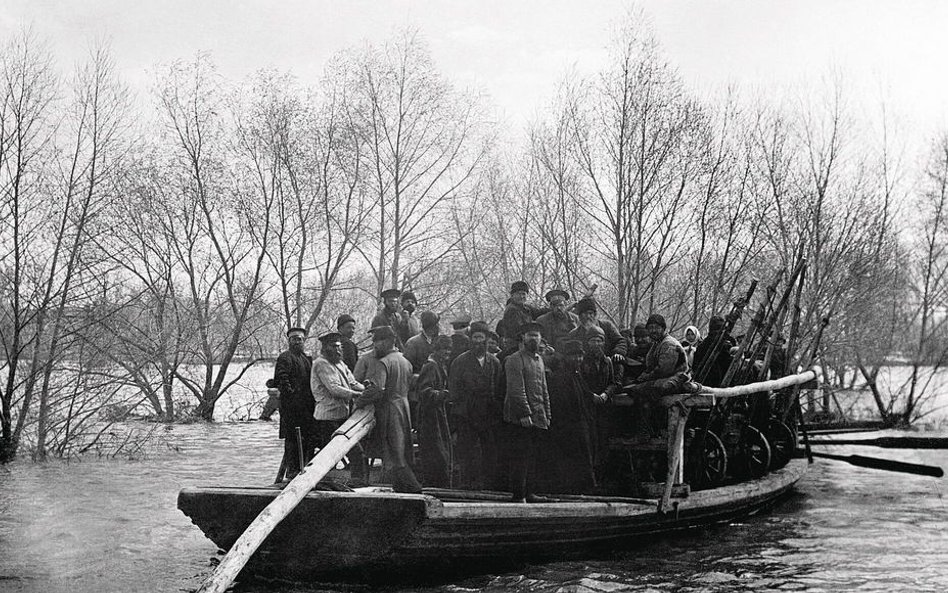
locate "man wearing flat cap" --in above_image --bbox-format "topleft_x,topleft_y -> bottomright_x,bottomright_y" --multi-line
536,289 -> 579,352
404,311 -> 441,374
449,320 -> 503,490
273,326 -> 316,481
311,331 -> 368,482
337,314 -> 359,371
497,280 -> 547,343
370,288 -> 404,349
502,321 -> 551,502
449,313 -> 472,366
403,310 -> 441,425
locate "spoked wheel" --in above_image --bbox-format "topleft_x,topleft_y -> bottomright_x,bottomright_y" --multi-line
686,429 -> 728,490
766,420 -> 795,470
734,425 -> 772,479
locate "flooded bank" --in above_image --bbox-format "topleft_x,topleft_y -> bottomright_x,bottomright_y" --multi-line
1,419 -> 946,592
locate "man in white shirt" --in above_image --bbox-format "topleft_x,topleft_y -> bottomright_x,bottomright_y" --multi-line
311,331 -> 366,482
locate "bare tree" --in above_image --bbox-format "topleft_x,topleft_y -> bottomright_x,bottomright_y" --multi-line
153,55 -> 274,420
345,30 -> 492,295
556,22 -> 709,327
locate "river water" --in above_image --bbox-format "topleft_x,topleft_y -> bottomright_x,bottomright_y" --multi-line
2,362 -> 948,593
1,420 -> 946,593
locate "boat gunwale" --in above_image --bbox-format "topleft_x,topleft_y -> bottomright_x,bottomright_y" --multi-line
178,458 -> 807,521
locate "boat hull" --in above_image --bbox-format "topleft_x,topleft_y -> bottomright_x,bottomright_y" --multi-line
178,459 -> 807,581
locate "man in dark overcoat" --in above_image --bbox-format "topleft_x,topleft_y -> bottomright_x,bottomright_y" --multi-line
337,314 -> 359,372
274,327 -> 316,480
449,321 -> 503,490
535,289 -> 579,351
545,340 -> 600,494
416,335 -> 454,487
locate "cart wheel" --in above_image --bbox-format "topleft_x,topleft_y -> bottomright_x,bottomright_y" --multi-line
766,420 -> 795,470
735,425 -> 771,479
686,429 -> 728,490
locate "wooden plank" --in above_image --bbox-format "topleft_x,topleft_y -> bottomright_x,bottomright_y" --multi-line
659,404 -> 688,512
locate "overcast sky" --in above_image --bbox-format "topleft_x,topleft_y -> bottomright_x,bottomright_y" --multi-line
2,0 -> 946,140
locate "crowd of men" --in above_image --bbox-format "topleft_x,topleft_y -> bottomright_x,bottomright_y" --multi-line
269,281 -> 741,502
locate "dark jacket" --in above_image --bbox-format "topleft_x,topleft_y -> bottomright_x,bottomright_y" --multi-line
341,338 -> 358,372
567,319 -> 628,358
450,350 -> 503,429
535,310 -> 579,351
545,357 -> 597,493
693,331 -> 736,387
274,349 -> 314,439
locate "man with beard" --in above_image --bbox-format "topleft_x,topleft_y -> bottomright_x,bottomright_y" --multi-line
404,311 -> 441,374
274,327 -> 316,481
354,325 -> 423,493
536,289 -> 579,352
337,314 -> 359,372
567,297 -> 627,366
503,322 -> 551,503
546,340 -> 601,494
449,314 -> 472,366
633,314 -> 690,390
371,288 -> 404,349
498,281 -> 547,342
416,335 -> 454,487
396,290 -> 422,346
624,323 -> 651,382
627,314 -> 691,436
580,326 -> 619,483
449,321 -> 503,490
311,332 -> 367,484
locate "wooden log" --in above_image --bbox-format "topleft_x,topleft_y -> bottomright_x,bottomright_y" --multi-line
659,403 -> 689,512
195,405 -> 376,593
698,369 -> 818,399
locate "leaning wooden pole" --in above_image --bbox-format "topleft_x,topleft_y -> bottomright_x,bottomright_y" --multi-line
693,279 -> 757,384
721,268 -> 784,387
195,405 -> 376,593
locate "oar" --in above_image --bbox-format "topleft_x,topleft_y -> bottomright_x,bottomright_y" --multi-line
809,436 -> 948,449
810,451 -> 944,478
195,405 -> 376,593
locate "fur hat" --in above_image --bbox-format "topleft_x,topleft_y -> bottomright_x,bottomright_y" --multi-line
574,297 -> 597,315
645,314 -> 666,329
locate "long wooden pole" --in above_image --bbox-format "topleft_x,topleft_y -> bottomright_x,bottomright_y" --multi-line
721,268 -> 784,387
810,451 -> 943,478
195,406 -> 376,593
808,436 -> 948,449
699,369 -> 818,399
693,279 -> 757,384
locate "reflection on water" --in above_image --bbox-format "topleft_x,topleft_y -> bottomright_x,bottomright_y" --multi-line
1,423 -> 947,593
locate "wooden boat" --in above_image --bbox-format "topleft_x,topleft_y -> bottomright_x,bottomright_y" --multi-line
179,371 -> 820,584
178,457 -> 806,582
